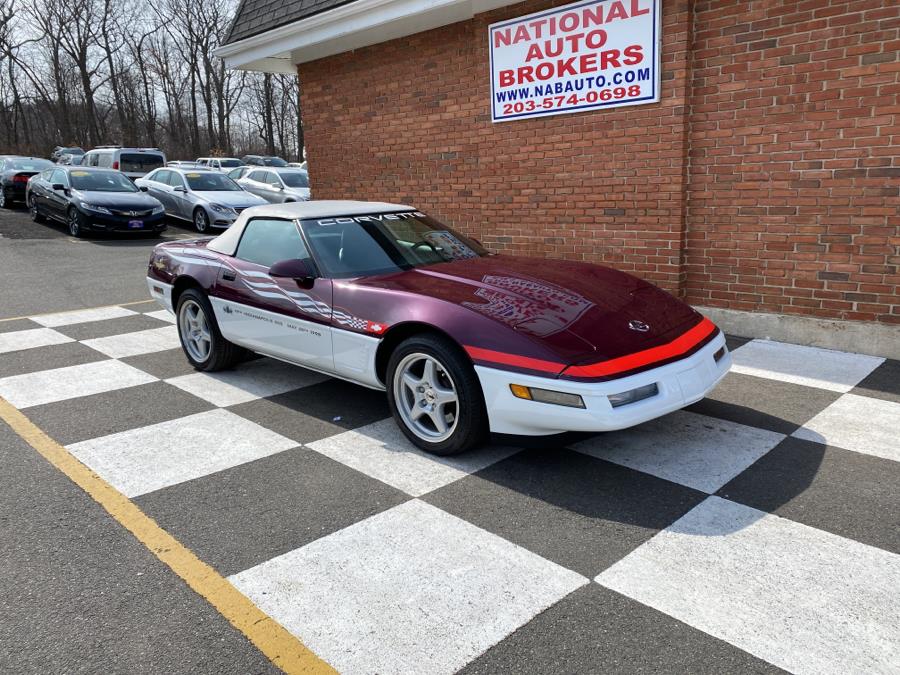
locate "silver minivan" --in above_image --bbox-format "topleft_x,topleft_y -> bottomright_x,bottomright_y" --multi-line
82,146 -> 167,180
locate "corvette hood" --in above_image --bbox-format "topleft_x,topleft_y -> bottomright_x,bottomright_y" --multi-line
374,256 -> 703,364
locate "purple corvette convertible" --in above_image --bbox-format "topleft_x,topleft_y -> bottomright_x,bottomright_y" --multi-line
147,201 -> 731,455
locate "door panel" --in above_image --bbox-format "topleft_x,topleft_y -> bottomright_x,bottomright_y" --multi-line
212,260 -> 334,372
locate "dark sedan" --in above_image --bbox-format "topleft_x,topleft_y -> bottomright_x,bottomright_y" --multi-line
27,166 -> 167,238
0,157 -> 55,208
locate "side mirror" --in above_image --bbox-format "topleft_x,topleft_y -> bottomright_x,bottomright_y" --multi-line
52,183 -> 65,191
173,186 -> 186,192
139,185 -> 149,192
269,258 -> 316,283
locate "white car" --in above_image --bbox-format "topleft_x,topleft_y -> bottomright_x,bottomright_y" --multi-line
81,146 -> 166,180
195,157 -> 245,172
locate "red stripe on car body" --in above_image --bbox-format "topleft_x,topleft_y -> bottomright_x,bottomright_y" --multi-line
465,317 -> 718,380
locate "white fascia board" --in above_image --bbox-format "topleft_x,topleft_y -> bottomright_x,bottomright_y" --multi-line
215,0 -> 515,72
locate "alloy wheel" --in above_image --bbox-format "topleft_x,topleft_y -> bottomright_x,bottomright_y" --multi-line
194,210 -> 208,233
392,352 -> 459,443
179,299 -> 212,362
68,210 -> 80,237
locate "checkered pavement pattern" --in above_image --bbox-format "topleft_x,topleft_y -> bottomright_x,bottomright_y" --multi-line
1,303 -> 898,674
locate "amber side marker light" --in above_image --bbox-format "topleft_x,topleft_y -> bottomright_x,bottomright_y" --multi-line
510,384 -> 586,409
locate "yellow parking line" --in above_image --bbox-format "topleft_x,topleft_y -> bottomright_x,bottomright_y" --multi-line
0,299 -> 157,324
0,397 -> 334,675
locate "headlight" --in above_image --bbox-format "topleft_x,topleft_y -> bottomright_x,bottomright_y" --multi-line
152,205 -> 165,215
509,384 -> 585,409
209,203 -> 234,214
80,202 -> 112,215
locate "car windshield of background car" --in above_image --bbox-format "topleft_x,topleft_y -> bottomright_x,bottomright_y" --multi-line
184,172 -> 241,191
70,170 -> 139,192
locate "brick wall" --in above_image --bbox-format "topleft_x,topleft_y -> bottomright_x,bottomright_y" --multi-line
299,0 -> 899,323
687,0 -> 899,323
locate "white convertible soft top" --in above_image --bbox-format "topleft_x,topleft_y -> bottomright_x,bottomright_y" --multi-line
206,200 -> 414,256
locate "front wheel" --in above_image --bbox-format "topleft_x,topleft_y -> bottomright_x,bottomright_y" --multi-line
0,190 -> 8,208
386,333 -> 488,455
68,208 -> 86,238
193,208 -> 209,233
176,288 -> 243,371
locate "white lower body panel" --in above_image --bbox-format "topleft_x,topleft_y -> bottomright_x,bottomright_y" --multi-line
476,332 -> 731,436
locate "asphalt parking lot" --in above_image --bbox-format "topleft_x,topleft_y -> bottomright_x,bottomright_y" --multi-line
1,206 -> 898,674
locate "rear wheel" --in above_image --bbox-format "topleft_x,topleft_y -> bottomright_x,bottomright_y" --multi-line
29,196 -> 44,222
386,333 -> 488,455
176,288 -> 242,371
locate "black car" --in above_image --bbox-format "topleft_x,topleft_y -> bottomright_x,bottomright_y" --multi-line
0,157 -> 55,208
240,154 -> 288,167
27,166 -> 167,238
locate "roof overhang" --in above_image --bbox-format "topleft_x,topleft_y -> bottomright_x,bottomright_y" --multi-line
214,0 -> 517,73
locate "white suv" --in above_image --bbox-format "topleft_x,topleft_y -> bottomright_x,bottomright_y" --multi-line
195,157 -> 244,172
82,146 -> 167,179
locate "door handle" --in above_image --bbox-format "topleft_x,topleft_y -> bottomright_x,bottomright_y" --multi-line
222,271 -> 236,281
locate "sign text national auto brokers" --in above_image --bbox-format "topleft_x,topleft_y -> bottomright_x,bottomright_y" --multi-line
489,0 -> 660,122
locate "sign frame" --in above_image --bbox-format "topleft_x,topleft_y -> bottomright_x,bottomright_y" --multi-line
488,0 -> 662,123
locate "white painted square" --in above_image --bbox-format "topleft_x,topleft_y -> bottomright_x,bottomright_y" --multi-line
67,408 -> 297,497
144,309 -> 176,324
0,327 -> 73,354
793,393 -> 900,462
573,410 -> 785,493
230,499 -> 587,675
82,326 -> 180,358
165,357 -> 328,407
307,418 -> 519,497
731,339 -> 883,392
597,496 -> 900,675
0,360 -> 156,408
31,305 -> 136,327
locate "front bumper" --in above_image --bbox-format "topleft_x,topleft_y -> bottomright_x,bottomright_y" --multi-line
476,331 -> 731,436
83,210 -> 167,233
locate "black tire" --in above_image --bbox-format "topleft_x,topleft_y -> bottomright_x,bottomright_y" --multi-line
193,208 -> 209,233
0,190 -> 8,208
386,333 -> 488,456
67,207 -> 86,238
29,196 -> 45,222
175,288 -> 243,371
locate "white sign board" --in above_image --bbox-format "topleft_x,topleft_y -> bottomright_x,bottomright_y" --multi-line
489,0 -> 660,122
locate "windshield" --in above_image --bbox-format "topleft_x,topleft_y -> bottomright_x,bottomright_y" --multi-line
70,170 -> 138,192
9,158 -> 53,171
220,159 -> 242,168
263,157 -> 288,167
120,153 -> 165,172
280,171 -> 308,188
301,211 -> 489,278
184,172 -> 241,191
65,148 -> 85,155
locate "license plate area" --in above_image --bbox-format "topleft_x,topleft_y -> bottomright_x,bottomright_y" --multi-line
128,220 -> 144,228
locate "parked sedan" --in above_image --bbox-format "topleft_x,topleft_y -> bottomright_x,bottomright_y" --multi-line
236,167 -> 310,203
27,166 -> 166,237
136,167 -> 267,233
0,156 -> 54,208
51,146 -> 84,161
146,201 -> 731,456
